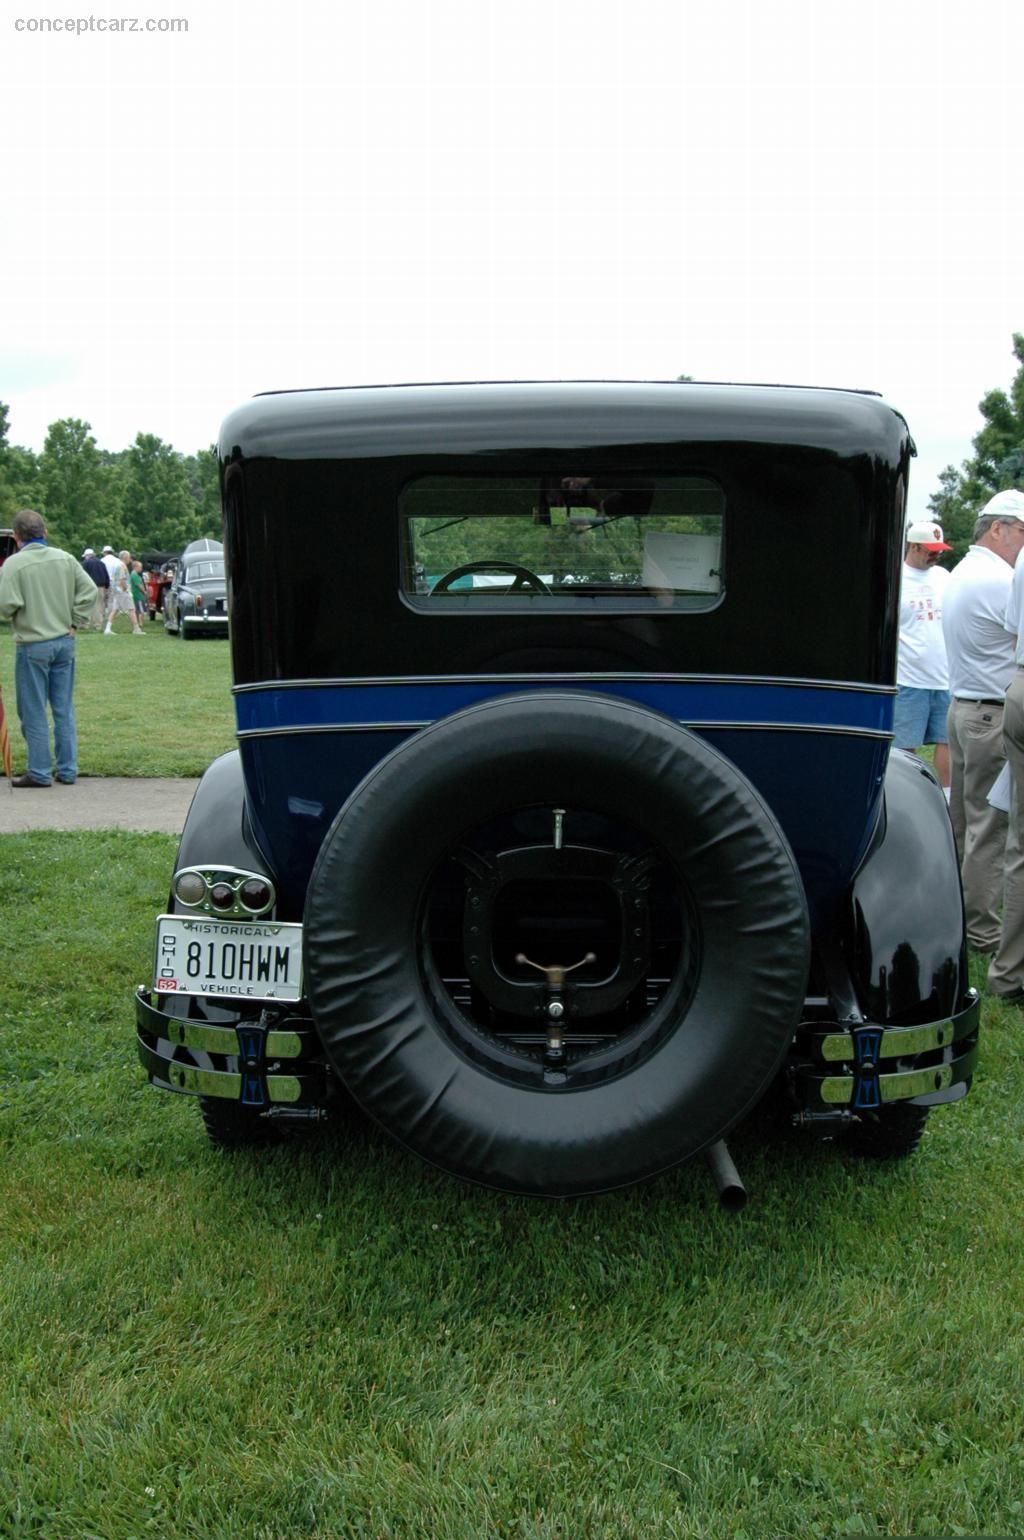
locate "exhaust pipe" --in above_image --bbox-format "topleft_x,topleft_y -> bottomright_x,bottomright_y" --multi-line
705,1139 -> 747,1212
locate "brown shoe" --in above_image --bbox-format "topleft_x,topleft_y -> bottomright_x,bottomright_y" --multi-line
12,773 -> 51,788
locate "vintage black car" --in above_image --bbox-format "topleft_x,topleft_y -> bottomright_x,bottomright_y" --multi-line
136,381 -> 980,1201
162,537 -> 228,638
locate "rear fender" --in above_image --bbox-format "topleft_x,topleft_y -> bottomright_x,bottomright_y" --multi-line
840,748 -> 967,1024
137,753 -> 324,1103
172,751 -> 276,911
790,749 -> 977,1119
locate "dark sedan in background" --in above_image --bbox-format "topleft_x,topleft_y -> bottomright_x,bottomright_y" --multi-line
163,538 -> 229,639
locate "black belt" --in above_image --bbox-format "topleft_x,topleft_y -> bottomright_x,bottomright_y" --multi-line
957,697 -> 1004,706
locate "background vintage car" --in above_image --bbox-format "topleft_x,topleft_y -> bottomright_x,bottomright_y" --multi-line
162,537 -> 228,638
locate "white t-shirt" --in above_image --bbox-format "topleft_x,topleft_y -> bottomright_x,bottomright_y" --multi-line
1004,548 -> 1024,665
943,544 -> 1017,698
898,562 -> 950,689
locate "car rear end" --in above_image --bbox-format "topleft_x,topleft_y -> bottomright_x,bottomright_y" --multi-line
135,382 -> 980,1192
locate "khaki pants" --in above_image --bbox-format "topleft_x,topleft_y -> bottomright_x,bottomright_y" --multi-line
947,697 -> 1010,953
989,674 -> 1024,996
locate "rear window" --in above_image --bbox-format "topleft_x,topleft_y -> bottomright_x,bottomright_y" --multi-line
186,560 -> 225,581
401,473 -> 724,609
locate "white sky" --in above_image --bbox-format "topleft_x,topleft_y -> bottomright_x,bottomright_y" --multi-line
4,0 -> 1022,516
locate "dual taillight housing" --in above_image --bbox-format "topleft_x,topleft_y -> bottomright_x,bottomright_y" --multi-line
172,865 -> 276,919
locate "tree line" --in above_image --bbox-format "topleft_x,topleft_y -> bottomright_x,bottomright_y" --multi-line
928,333 -> 1024,562
2,340 -> 1021,562
0,408 -> 220,556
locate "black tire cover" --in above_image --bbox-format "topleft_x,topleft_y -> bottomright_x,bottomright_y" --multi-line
304,692 -> 810,1195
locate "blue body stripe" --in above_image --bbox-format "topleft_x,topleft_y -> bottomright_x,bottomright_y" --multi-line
234,677 -> 895,737
232,676 -> 895,930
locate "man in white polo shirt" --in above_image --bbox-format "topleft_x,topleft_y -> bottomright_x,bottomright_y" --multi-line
895,520 -> 952,789
984,490 -> 1024,998
943,490 -> 1024,955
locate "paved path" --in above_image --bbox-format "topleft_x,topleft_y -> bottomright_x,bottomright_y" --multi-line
0,777 -> 200,833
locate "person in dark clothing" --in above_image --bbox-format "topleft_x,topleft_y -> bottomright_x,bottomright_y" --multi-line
81,548 -> 110,630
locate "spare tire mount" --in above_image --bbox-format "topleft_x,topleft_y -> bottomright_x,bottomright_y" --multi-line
304,692 -> 811,1195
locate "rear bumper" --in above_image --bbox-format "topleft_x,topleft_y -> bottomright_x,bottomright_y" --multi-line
135,985 -> 326,1108
181,613 -> 229,633
792,989 -> 981,1114
137,980 -> 981,1120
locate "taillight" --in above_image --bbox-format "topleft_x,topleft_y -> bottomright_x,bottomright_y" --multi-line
171,867 -> 277,918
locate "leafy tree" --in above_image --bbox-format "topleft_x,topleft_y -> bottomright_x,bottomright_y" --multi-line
0,403 -> 44,521
83,448 -> 132,552
39,418 -> 109,550
929,334 -> 1024,559
124,433 -> 203,553
183,446 -> 221,532
927,465 -> 964,530
0,408 -> 227,553
997,447 -> 1024,486
0,446 -> 44,520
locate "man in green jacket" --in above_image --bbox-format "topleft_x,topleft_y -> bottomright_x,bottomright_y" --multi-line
0,509 -> 97,787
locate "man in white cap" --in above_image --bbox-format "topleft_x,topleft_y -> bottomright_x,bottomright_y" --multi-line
943,490 -> 1024,955
895,519 -> 952,790
979,490 -> 1024,997
101,547 -> 142,635
99,545 -> 120,626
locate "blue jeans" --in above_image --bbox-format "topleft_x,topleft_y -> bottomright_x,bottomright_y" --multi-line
14,633 -> 77,784
893,685 -> 950,749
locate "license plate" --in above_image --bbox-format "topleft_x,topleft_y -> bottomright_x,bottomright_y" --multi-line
154,915 -> 303,1002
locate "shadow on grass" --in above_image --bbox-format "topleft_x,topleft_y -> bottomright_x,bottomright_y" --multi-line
150,1077 -> 944,1319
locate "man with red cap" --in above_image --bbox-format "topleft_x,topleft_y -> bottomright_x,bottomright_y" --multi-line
895,519 -> 952,791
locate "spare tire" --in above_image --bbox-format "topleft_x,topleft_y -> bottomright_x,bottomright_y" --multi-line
304,692 -> 810,1195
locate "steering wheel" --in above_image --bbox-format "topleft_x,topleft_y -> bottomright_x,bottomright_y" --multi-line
431,561 -> 551,595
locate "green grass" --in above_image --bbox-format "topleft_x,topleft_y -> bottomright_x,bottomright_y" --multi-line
1,832 -> 1023,1538
0,623 -> 235,777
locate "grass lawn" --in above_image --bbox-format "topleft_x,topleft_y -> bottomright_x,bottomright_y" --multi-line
1,833 -> 1022,1538
0,622 -> 235,777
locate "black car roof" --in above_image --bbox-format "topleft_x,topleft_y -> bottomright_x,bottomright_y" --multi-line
218,380 -> 912,466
